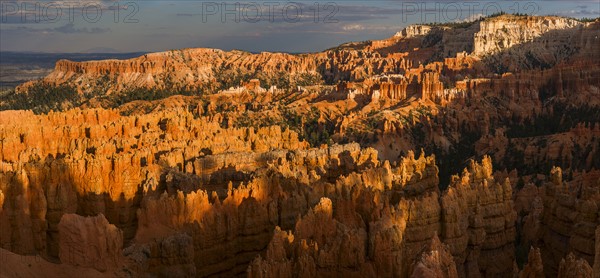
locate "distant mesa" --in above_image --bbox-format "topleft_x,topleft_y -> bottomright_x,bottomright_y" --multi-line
0,14 -> 599,278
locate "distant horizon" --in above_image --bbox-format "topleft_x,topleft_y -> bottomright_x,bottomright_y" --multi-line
2,0 -> 599,53
2,12 -> 598,56
0,50 -> 148,54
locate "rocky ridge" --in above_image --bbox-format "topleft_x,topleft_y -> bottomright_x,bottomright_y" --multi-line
0,14 -> 599,278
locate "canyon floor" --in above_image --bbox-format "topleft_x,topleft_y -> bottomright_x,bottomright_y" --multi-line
0,14 -> 599,277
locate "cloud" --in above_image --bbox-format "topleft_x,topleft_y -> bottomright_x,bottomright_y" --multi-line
556,8 -> 599,17
258,20 -> 404,36
342,24 -> 365,31
54,22 -> 110,33
2,22 -> 110,34
456,13 -> 485,23
3,0 -> 599,53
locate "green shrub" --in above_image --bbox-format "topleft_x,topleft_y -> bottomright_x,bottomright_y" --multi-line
0,83 -> 80,114
110,87 -> 198,105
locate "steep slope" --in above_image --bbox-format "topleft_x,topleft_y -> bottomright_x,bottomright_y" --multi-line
0,14 -> 599,278
14,15 -> 598,97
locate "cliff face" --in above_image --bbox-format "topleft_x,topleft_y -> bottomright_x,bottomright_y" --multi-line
537,168 -> 600,276
58,214 -> 123,272
595,226 -> 600,277
0,104 -> 520,277
519,247 -> 544,278
510,165 -> 600,278
248,155 -> 517,278
410,235 -> 458,278
1,14 -> 600,278
473,15 -> 583,55
44,49 -> 326,93
557,253 -> 594,278
17,15 -> 598,99
0,107 -> 305,261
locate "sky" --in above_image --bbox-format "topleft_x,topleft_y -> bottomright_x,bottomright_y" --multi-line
1,0 -> 599,53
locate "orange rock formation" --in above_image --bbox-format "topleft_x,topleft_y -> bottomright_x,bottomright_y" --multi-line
1,14 -> 599,278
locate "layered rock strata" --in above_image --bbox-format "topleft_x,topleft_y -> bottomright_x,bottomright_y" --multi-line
1,14 -> 599,278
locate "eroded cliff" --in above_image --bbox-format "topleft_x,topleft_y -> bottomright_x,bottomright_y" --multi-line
1,13 -> 599,278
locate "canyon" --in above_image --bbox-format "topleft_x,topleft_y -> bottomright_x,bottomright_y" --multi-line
0,14 -> 599,277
